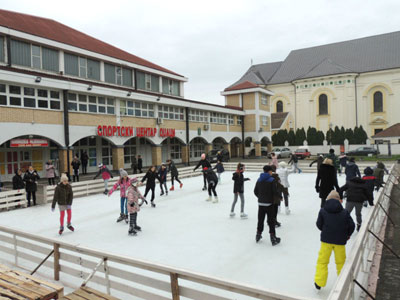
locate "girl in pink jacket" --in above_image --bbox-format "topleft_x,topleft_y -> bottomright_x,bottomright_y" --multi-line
127,177 -> 146,235
108,169 -> 131,223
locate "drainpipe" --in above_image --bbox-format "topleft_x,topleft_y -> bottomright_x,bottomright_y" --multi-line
291,82 -> 297,130
6,35 -> 11,66
185,107 -> 190,166
241,115 -> 245,159
354,74 -> 360,127
62,90 -> 70,174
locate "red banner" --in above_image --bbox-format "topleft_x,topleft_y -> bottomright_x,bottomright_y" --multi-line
10,139 -> 49,147
97,125 -> 175,138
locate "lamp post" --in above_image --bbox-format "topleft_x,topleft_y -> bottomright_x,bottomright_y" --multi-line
329,122 -> 333,149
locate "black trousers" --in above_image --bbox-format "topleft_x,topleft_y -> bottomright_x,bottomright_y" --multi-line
203,173 -> 207,188
82,163 -> 88,174
257,205 -> 276,236
73,169 -> 79,182
208,182 -> 217,196
27,191 -> 36,206
273,203 -> 279,222
320,198 -> 326,208
171,175 -> 181,186
48,178 -> 55,185
144,185 -> 155,202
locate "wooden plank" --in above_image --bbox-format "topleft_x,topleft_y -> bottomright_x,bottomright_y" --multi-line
0,278 -> 41,299
170,273 -> 180,300
0,286 -> 26,300
54,243 -> 60,281
0,273 -> 52,297
73,288 -> 101,300
82,287 -> 120,300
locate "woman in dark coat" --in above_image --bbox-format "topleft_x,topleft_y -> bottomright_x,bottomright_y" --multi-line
13,169 -> 25,190
23,166 -> 40,206
141,166 -> 161,208
167,159 -> 182,191
315,158 -> 339,208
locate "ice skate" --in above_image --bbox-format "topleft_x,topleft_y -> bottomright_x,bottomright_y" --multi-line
67,224 -> 75,232
275,221 -> 281,228
103,190 -> 108,195
285,207 -> 291,215
116,213 -> 125,222
240,212 -> 248,219
212,196 -> 218,203
270,235 -> 281,246
134,225 -> 141,231
170,186 -> 174,191
128,226 -> 137,235
230,212 -> 235,217
357,223 -> 361,231
314,283 -> 321,290
59,226 -> 64,235
166,191 -> 168,196
124,214 -> 129,224
151,202 -> 156,208
255,232 -> 262,243
206,196 -> 212,201
202,186 -> 206,191
180,183 -> 183,189
363,201 -> 368,207
160,191 -> 164,196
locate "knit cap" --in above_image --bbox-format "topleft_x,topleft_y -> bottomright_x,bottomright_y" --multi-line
60,173 -> 69,182
119,168 -> 128,177
364,167 -> 373,175
326,190 -> 341,201
279,161 -> 287,168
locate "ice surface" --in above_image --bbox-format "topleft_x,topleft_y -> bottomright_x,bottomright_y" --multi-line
0,171 -> 372,299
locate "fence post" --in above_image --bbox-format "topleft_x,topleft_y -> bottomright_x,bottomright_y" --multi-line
54,243 -> 60,281
13,234 -> 18,266
103,258 -> 111,295
170,273 -> 180,300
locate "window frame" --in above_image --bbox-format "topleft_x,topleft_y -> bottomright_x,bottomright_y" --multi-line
373,91 -> 383,113
318,94 -> 328,115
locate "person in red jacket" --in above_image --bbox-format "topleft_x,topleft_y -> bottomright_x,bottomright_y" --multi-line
93,163 -> 113,195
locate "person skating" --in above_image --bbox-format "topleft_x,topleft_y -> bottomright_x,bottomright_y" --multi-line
141,166 -> 161,207
167,159 -> 182,191
108,169 -> 131,223
270,153 -> 279,169
373,162 -> 386,191
93,163 -> 114,194
314,190 -> 355,290
362,167 -> 378,207
309,155 -> 324,171
345,157 -> 361,181
230,163 -> 250,218
217,151 -> 223,163
51,174 -> 74,235
23,166 -> 40,207
212,160 -> 225,183
327,149 -> 339,173
126,177 -> 146,235
81,151 -> 89,175
12,169 -> 25,190
270,165 -> 284,227
339,153 -> 348,175
277,161 -> 295,215
131,155 -> 138,174
203,167 -> 219,203
254,165 -> 281,246
46,160 -> 56,186
137,155 -> 143,173
158,164 -> 168,196
288,153 -> 302,173
315,158 -> 340,208
193,153 -> 211,191
339,176 -> 372,232
71,156 -> 81,182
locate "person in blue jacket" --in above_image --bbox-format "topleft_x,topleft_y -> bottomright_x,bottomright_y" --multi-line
158,164 -> 168,196
212,160 -> 225,183
345,157 -> 361,181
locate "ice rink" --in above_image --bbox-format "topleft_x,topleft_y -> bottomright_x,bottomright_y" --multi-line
0,171 -> 372,299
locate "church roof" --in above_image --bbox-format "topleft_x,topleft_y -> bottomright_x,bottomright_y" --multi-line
372,123 -> 400,138
271,112 -> 289,130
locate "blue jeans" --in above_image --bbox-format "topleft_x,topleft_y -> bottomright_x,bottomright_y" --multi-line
293,163 -> 302,173
120,197 -> 127,215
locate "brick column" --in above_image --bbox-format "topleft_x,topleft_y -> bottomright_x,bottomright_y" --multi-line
181,145 -> 189,165
58,148 -> 73,174
112,146 -> 124,171
205,143 -> 213,155
254,141 -> 261,157
152,145 -> 162,166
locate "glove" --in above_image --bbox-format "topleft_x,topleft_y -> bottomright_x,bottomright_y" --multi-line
315,186 -> 320,193
129,202 -> 135,207
51,208 -> 55,212
193,169 -> 196,172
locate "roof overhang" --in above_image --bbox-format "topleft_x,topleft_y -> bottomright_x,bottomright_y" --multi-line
220,87 -> 274,96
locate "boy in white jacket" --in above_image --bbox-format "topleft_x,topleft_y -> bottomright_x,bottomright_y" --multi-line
276,161 -> 295,214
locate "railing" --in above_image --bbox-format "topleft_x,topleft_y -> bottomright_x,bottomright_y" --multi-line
0,189 -> 26,210
0,225 -> 307,300
327,163 -> 399,300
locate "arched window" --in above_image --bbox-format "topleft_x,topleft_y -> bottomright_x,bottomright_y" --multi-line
276,100 -> 283,113
373,91 -> 383,112
318,94 -> 328,115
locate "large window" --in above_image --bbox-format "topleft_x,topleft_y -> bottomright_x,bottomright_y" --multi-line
68,93 -> 114,114
11,39 -> 59,72
261,94 -> 268,105
101,139 -> 113,166
276,100 -> 283,113
0,83 -> 60,110
228,115 -> 234,125
120,100 -> 155,118
261,116 -> 269,126
373,91 -> 383,112
124,139 -> 137,164
318,94 -> 328,115
136,71 -> 159,92
189,109 -> 208,122
104,63 -> 132,86
237,116 -> 242,125
170,139 -> 182,160
162,78 -> 180,96
190,138 -> 205,158
158,105 -> 184,120
64,53 -> 100,80
210,112 -> 227,124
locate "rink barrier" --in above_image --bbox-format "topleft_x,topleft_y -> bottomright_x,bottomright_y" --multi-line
0,189 -> 27,210
0,226 -> 309,300
327,163 -> 399,300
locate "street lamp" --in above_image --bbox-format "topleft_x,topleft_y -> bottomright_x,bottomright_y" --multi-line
329,122 -> 333,149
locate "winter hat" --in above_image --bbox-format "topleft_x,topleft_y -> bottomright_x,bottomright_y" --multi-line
98,163 -> 103,168
364,167 -> 373,175
201,153 -> 206,159
60,173 -> 69,182
279,161 -> 287,168
263,165 -> 272,173
119,168 -> 128,177
130,177 -> 138,185
323,158 -> 333,166
326,190 -> 341,201
349,157 -> 355,163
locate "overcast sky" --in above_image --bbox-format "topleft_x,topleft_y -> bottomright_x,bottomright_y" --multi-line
1,0 -> 400,105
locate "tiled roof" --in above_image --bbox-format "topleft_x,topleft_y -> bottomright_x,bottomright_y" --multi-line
271,112 -> 289,129
0,9 -> 182,77
372,123 -> 400,138
224,80 -> 258,92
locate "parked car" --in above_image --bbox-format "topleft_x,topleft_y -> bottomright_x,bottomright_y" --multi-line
248,147 -> 268,157
206,149 -> 230,162
346,147 -> 379,156
294,147 -> 311,159
268,147 -> 291,159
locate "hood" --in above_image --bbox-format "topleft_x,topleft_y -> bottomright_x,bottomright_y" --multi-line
347,161 -> 355,166
324,199 -> 343,213
364,167 -> 373,175
377,162 -> 385,169
350,177 -> 365,184
257,172 -> 274,183
320,163 -> 335,171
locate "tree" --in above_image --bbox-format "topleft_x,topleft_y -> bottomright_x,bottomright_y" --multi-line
359,125 -> 369,144
332,126 -> 343,145
307,126 -> 318,145
326,128 -> 334,145
345,128 -> 355,144
288,130 -> 296,146
295,127 -> 307,146
353,126 -> 368,144
316,130 -> 325,145
340,126 -> 346,145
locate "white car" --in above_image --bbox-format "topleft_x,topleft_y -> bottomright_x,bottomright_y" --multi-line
268,147 -> 291,158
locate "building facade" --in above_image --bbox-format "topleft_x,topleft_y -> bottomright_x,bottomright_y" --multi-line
0,10 -> 272,181
224,32 -> 400,140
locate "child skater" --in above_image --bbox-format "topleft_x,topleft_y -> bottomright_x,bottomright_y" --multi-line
270,165 -> 284,227
203,167 -> 218,203
167,159 -> 183,191
158,163 -> 168,196
51,173 -> 74,235
108,168 -> 131,223
212,160 -> 225,183
362,167 -> 377,207
93,163 -> 114,195
230,163 -> 250,218
126,177 -> 146,236
141,166 -> 160,208
277,161 -> 295,215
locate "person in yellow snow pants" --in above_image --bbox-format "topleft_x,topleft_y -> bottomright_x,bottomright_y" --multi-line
314,190 -> 355,290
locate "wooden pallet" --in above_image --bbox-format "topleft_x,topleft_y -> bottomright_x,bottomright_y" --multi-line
60,287 -> 120,300
0,264 -> 63,299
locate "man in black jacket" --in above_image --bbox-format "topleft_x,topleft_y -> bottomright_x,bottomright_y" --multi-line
13,169 -> 25,190
315,158 -> 340,208
193,153 -> 211,191
254,165 -> 281,246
